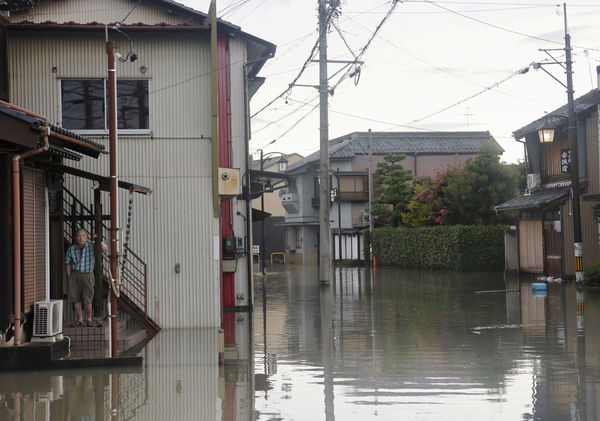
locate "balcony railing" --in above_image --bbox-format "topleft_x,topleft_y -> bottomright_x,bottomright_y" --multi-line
339,191 -> 368,201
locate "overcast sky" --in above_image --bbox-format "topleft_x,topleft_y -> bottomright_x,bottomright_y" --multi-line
185,0 -> 600,164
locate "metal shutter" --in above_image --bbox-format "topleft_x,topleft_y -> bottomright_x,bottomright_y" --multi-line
22,167 -> 47,311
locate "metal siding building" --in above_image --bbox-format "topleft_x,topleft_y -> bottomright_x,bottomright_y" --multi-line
6,0 -> 271,328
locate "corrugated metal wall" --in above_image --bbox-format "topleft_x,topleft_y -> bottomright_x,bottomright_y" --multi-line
587,111 -> 599,194
8,29 -> 223,328
133,329 -> 219,419
8,0 -> 201,26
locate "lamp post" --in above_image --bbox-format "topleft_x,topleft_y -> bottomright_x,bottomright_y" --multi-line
533,3 -> 583,281
259,150 -> 288,275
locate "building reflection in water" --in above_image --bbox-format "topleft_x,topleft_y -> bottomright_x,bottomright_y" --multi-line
0,328 -> 228,421
254,267 -> 600,420
1,269 -> 599,420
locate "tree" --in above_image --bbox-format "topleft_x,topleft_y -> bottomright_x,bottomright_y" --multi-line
372,153 -> 413,226
442,143 -> 519,225
402,163 -> 463,226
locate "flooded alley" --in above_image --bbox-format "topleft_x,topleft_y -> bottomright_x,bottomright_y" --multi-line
1,267 -> 600,420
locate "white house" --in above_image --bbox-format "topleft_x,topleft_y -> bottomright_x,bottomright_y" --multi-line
2,0 -> 275,335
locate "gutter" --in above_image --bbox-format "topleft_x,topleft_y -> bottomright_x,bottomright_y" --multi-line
12,122 -> 50,346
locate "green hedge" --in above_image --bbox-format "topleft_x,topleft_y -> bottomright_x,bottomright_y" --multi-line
366,225 -> 506,271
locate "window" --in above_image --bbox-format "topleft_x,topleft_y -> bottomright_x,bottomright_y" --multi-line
339,175 -> 366,193
61,79 -> 149,132
339,175 -> 368,201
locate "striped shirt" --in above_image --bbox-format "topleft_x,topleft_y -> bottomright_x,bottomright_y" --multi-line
65,241 -> 96,273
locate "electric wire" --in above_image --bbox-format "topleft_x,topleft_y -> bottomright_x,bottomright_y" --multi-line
345,4 -> 559,14
287,97 -> 436,131
329,0 -> 400,91
421,0 -> 600,52
253,94 -> 319,134
332,21 -> 358,59
402,1 -> 600,6
252,103 -> 320,152
120,0 -> 142,24
404,66 -> 530,126
237,0 -> 269,23
219,0 -> 251,18
251,3 -> 338,118
345,13 -> 559,107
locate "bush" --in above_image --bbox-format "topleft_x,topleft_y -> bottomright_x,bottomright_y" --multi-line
370,225 -> 506,271
584,260 -> 600,287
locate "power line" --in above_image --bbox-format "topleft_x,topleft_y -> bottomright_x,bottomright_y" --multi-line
330,0 -> 400,90
403,1 -> 600,5
252,102 -> 320,152
120,0 -> 143,24
287,97 -> 436,131
421,0 -> 600,52
404,66 -> 530,125
219,0 -> 250,18
344,14 -> 558,107
345,4 -> 557,14
237,0 -> 269,22
251,3 -> 338,118
253,95 -> 319,134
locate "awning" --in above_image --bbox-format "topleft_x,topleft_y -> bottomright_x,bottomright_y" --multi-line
45,164 -> 152,195
495,186 -> 570,212
252,208 -> 271,222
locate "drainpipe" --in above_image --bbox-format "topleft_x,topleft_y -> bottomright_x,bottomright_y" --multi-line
515,138 -> 528,172
208,0 -> 224,362
243,63 -> 253,308
413,152 -> 418,178
107,35 -> 119,358
12,122 -> 50,346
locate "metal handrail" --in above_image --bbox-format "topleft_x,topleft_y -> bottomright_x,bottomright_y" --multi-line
63,188 -> 148,314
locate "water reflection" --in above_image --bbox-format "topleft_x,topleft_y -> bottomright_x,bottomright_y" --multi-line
0,329 -> 229,420
253,267 -> 600,420
1,268 -> 599,420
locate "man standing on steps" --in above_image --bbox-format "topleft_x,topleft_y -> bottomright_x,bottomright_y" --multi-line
66,228 -> 107,327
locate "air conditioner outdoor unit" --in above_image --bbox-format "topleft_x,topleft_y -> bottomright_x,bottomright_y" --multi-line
526,173 -> 541,191
33,300 -> 63,337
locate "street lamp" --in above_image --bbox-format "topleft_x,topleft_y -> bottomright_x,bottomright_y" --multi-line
258,150 -> 288,275
538,128 -> 555,143
277,156 -> 289,172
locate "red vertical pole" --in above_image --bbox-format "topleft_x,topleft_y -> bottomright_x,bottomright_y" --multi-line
107,37 -> 119,358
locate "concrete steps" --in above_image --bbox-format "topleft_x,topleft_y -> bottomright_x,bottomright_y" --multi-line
62,318 -> 147,357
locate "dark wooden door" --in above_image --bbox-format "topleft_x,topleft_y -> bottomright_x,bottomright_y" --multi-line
543,222 -> 561,276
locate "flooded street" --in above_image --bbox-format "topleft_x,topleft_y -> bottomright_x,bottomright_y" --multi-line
253,267 -> 600,421
1,267 -> 600,420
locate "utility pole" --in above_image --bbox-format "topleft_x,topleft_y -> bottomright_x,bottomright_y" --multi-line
260,149 -> 267,275
564,3 -> 583,282
336,168 -> 342,261
318,0 -> 331,284
368,129 -> 373,235
106,30 -> 119,358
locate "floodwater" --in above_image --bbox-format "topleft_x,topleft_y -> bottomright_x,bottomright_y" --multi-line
1,267 -> 599,420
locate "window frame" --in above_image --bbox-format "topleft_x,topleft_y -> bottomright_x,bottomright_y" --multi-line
59,77 -> 151,135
